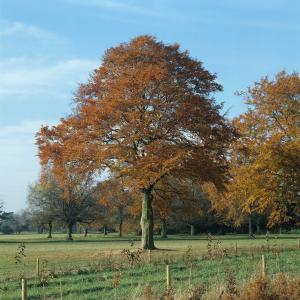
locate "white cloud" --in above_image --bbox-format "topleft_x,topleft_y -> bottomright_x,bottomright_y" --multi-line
0,58 -> 99,97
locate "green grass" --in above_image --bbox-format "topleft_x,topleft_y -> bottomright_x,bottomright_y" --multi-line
0,233 -> 299,299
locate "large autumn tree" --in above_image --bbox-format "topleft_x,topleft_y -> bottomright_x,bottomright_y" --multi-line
37,35 -> 236,249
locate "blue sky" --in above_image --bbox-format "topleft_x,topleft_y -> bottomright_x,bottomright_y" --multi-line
0,0 -> 299,211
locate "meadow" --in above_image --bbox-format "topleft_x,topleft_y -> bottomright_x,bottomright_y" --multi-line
0,233 -> 299,299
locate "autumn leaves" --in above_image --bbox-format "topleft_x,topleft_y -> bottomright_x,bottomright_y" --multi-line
36,36 -> 299,248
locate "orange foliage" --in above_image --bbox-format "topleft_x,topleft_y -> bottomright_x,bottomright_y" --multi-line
212,71 -> 300,227
36,36 -> 236,246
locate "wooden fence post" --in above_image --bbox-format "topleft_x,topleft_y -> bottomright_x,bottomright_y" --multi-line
148,249 -> 151,263
166,265 -> 171,290
235,241 -> 238,255
60,279 -> 63,300
297,236 -> 300,249
276,252 -> 280,272
22,278 -> 27,300
261,254 -> 266,277
36,257 -> 40,277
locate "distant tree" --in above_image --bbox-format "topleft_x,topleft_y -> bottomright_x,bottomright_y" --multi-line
0,223 -> 14,234
13,210 -> 31,234
36,36 -> 236,249
98,177 -> 133,237
152,178 -> 175,238
0,201 -> 13,225
28,163 -> 99,240
153,177 -> 206,237
177,181 -> 209,236
27,171 -> 64,238
0,201 -> 14,234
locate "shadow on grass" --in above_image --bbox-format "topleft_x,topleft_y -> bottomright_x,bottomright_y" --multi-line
0,234 -> 298,244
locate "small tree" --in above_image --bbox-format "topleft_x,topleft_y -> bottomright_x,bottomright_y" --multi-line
27,175 -> 63,238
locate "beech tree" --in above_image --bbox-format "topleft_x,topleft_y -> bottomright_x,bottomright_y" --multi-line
37,36 -> 236,249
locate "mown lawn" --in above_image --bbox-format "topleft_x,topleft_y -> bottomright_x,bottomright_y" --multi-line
0,233 -> 299,299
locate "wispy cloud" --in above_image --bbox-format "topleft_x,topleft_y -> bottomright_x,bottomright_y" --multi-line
221,18 -> 300,32
0,19 -> 70,59
0,19 -> 62,40
0,120 -> 55,139
0,58 -> 99,97
67,0 -> 160,17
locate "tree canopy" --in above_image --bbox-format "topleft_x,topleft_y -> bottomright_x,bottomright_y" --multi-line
211,71 -> 300,229
36,35 -> 237,248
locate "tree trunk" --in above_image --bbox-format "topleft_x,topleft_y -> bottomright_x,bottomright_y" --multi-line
140,188 -> 155,249
84,228 -> 88,237
47,221 -> 52,238
67,223 -> 73,240
103,225 -> 107,236
119,207 -> 123,237
119,220 -> 123,237
161,218 -> 167,238
256,221 -> 260,235
190,224 -> 195,236
248,214 -> 252,237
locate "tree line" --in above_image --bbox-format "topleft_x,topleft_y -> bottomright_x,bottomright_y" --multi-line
1,36 -> 298,247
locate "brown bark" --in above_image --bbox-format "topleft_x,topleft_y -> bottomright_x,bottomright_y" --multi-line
118,207 -> 123,237
140,187 -> 155,249
190,224 -> 195,236
160,218 -> 167,238
67,223 -> 73,240
103,225 -> 107,236
47,221 -> 52,238
248,214 -> 253,237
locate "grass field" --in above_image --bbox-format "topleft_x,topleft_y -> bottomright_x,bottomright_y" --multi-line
0,233 -> 299,299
